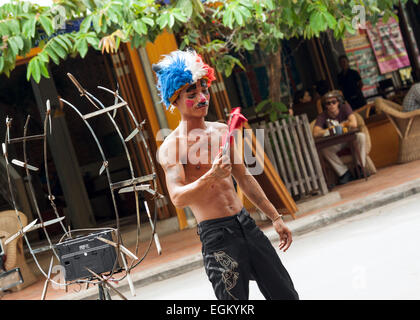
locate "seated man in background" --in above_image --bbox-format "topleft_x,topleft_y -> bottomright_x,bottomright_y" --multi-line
402,82 -> 420,112
290,89 -> 319,121
313,91 -> 367,185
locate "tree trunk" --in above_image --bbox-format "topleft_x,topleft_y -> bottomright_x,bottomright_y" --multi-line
267,47 -> 283,105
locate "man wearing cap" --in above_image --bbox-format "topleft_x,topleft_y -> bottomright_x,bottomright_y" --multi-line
154,50 -> 298,300
313,91 -> 367,185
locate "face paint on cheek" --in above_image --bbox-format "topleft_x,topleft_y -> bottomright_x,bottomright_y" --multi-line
186,99 -> 195,108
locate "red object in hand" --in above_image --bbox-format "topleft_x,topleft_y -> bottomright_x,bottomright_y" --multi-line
221,107 -> 248,153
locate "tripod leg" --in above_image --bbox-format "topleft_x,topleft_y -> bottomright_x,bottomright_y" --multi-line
144,201 -> 162,255
98,282 -> 105,300
121,252 -> 136,297
41,258 -> 54,300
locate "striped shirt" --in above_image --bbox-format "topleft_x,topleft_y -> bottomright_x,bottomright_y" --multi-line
403,83 -> 420,112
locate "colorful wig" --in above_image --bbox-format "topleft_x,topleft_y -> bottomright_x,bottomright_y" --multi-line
152,50 -> 216,110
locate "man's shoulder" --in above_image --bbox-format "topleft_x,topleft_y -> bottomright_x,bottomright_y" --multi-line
340,102 -> 353,113
158,130 -> 178,158
207,121 -> 228,134
208,121 -> 228,129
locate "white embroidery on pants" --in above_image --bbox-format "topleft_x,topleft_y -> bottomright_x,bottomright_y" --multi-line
214,251 -> 239,300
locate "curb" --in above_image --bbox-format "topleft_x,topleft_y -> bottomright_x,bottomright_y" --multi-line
60,177 -> 420,300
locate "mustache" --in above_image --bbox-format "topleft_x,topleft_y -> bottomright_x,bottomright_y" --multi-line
197,101 -> 209,107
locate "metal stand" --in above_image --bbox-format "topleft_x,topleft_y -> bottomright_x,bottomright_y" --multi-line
98,282 -> 111,300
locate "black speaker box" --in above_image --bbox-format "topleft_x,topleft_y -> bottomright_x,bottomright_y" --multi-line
55,230 -> 121,281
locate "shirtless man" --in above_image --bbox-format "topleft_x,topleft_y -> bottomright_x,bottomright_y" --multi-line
154,50 -> 298,300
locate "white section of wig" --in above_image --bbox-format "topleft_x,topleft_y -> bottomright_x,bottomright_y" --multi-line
155,50 -> 207,83
169,104 -> 176,113
183,50 -> 207,82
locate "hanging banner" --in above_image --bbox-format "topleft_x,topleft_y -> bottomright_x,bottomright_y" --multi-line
342,30 -> 384,97
366,17 -> 411,74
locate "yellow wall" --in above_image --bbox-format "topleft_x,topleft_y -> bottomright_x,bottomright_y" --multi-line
16,47 -> 41,65
142,31 -> 188,230
126,45 -> 162,145
145,32 -> 182,131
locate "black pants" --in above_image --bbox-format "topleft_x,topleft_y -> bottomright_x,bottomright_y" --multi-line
197,208 -> 299,300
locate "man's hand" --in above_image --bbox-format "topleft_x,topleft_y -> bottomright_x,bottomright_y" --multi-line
273,218 -> 293,252
208,152 -> 231,178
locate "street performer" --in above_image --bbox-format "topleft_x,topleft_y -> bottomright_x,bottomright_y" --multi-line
154,49 -> 299,300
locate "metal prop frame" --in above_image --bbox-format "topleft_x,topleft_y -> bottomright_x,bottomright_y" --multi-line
1,73 -> 164,299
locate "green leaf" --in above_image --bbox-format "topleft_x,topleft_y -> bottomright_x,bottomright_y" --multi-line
242,39 -> 255,51
344,20 -> 356,35
173,11 -> 188,23
22,17 -> 36,38
80,16 -> 93,33
222,9 -> 233,29
39,15 -> 54,36
76,38 -> 88,58
27,58 -> 41,82
383,11 -> 391,24
86,35 -> 99,49
142,17 -> 155,27
51,40 -> 67,59
309,11 -> 324,33
37,51 -> 49,63
131,32 -> 144,48
255,99 -> 271,112
0,22 -> 9,35
39,60 -> 50,78
168,13 -> 175,28
265,0 -> 274,10
225,66 -> 233,78
0,56 -> 4,71
272,101 -> 288,112
269,111 -> 277,122
45,45 -> 60,64
7,38 -> 19,55
323,12 -> 337,29
157,14 -> 169,29
8,20 -> 20,35
14,36 -> 24,50
59,35 -> 73,50
92,14 -> 102,34
238,6 -> 251,19
54,36 -> 69,50
233,9 -> 244,26
133,20 -> 148,35
180,0 -> 193,17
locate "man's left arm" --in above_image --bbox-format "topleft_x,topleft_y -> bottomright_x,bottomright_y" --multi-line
340,103 -> 358,129
341,113 -> 357,129
230,144 -> 293,252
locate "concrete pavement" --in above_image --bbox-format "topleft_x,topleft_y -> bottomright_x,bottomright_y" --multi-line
3,159 -> 420,300
61,175 -> 420,300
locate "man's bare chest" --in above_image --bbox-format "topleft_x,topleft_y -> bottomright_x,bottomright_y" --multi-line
181,133 -> 222,181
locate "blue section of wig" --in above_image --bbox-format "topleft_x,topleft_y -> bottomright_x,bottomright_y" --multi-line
154,56 -> 194,109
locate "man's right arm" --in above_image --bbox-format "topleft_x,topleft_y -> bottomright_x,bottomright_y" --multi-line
159,144 -> 231,208
313,125 -> 327,138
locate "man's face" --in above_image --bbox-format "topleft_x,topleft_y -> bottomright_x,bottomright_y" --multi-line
174,79 -> 210,117
300,91 -> 311,103
325,97 -> 339,116
339,57 -> 349,71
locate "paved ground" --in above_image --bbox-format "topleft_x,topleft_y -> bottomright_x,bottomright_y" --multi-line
3,159 -> 420,300
116,193 -> 420,300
